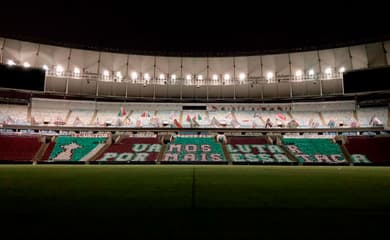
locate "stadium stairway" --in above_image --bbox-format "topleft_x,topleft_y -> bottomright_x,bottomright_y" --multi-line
34,137 -> 51,163
221,142 -> 232,165
337,140 -> 353,165
287,111 -> 294,121
88,136 -> 112,162
127,110 -> 133,119
179,111 -> 183,125
27,103 -> 32,123
205,111 -> 210,121
231,112 -> 238,124
89,110 -> 98,125
41,136 -> 56,161
275,136 -> 299,164
64,110 -> 72,124
157,141 -> 166,164
319,112 -> 326,126
353,110 -> 358,124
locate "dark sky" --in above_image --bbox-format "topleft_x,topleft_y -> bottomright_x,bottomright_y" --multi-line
1,2 -> 389,57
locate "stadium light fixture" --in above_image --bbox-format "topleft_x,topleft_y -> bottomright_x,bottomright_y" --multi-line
197,75 -> 203,80
131,71 -> 138,80
325,67 -> 332,75
239,73 -> 246,81
224,73 -> 231,81
308,69 -> 315,76
74,67 -> 81,75
266,72 -> 273,80
186,74 -> 192,81
116,71 -> 122,80
56,65 -> 64,76
339,67 -> 345,73
23,62 -> 30,68
7,60 -> 16,66
159,73 -> 165,80
144,73 -> 150,81
171,74 -> 177,81
212,74 -> 219,81
295,70 -> 302,77
42,65 -> 49,71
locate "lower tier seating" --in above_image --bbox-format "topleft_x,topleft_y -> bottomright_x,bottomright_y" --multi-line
47,136 -> 107,162
95,137 -> 161,162
0,135 -> 42,161
227,137 -> 292,163
162,136 -> 227,162
282,138 -> 346,164
345,136 -> 390,164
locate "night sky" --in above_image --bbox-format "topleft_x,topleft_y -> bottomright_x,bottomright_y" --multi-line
1,2 -> 389,57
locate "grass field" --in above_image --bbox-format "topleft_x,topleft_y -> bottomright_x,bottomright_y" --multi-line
1,165 -> 389,239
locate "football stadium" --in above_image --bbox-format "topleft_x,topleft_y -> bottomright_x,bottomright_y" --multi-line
1,16 -> 390,238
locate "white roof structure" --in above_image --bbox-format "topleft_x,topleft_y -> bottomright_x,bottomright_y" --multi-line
0,37 -> 389,100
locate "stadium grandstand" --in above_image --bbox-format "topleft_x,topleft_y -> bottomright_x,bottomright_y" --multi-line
1,22 -> 390,238
0,36 -> 389,165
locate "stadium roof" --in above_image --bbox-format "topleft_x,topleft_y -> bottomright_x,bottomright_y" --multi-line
1,2 -> 389,57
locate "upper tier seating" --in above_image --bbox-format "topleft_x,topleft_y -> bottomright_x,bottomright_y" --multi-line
155,110 -> 180,126
289,112 -> 322,128
31,108 -> 67,125
67,110 -> 94,126
0,104 -> 28,125
181,110 -> 209,127
322,111 -> 356,127
357,107 -> 388,127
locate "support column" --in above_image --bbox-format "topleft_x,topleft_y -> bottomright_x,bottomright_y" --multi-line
0,38 -> 6,64
233,57 -> 236,100
180,57 -> 183,101
288,53 -> 293,98
96,52 -> 101,97
317,51 -> 323,97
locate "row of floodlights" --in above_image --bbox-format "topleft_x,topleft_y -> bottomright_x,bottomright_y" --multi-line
6,59 -> 346,81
